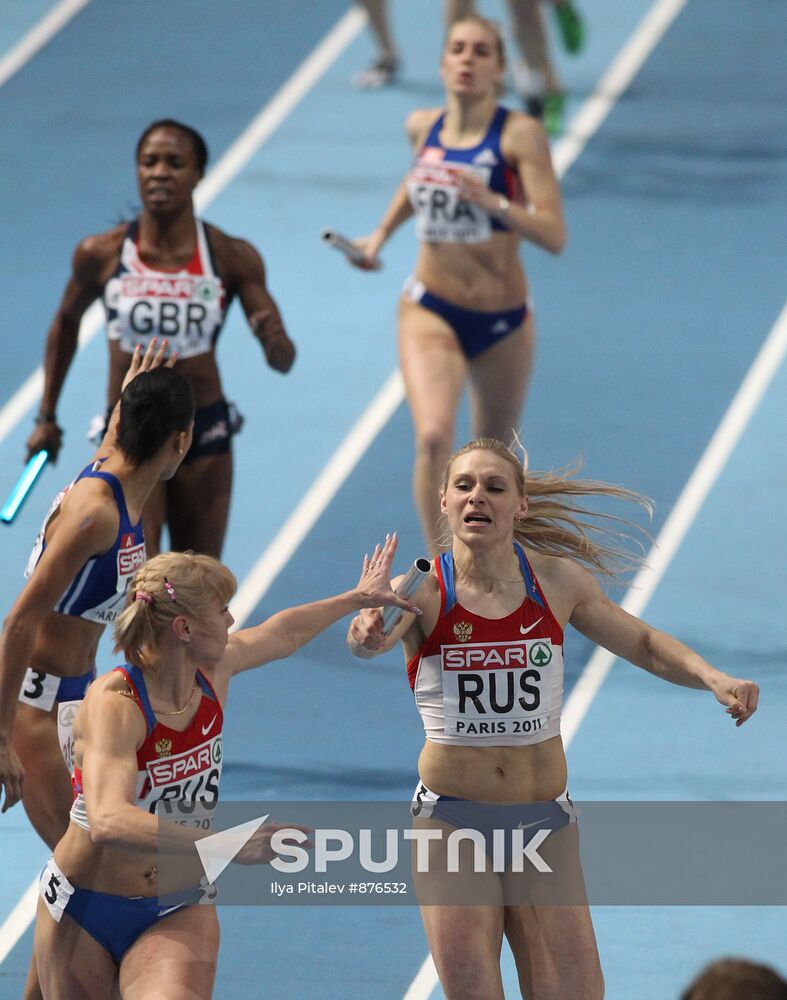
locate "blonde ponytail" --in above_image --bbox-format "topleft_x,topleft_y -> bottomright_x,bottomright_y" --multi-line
114,551 -> 236,662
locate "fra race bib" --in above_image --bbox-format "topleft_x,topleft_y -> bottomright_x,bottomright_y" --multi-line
409,162 -> 492,244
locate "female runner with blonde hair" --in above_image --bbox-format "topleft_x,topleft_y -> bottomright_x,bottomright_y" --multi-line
348,438 -> 759,1000
33,536 -> 418,998
350,16 -> 565,556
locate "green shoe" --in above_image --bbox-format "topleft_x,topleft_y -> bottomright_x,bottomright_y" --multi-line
554,2 -> 585,55
543,93 -> 566,136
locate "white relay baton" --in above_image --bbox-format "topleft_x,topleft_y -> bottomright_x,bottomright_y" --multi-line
321,229 -> 380,268
381,558 -> 431,634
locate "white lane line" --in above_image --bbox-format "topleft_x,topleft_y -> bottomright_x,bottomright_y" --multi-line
194,8 -> 365,211
552,0 -> 691,177
0,879 -> 37,964
562,299 -> 787,743
403,955 -> 440,1000
230,371 -> 404,627
0,5 -> 367,450
0,0 -> 97,440
0,7 -> 369,963
0,0 -> 91,90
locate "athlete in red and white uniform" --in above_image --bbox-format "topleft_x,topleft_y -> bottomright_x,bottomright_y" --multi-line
26,119 -> 296,558
37,665 -> 224,968
69,663 -> 223,833
408,543 -> 563,746
34,539 -> 419,999
348,438 -> 759,1000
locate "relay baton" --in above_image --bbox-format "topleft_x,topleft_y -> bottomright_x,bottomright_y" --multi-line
320,229 -> 380,268
382,557 -> 431,634
1,450 -> 48,524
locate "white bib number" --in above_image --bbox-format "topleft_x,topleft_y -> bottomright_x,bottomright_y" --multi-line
38,857 -> 75,923
409,163 -> 492,244
57,699 -> 82,772
18,668 -> 59,711
441,639 -> 553,738
108,274 -> 223,359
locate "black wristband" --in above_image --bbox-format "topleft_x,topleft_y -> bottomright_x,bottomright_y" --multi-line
34,413 -> 58,425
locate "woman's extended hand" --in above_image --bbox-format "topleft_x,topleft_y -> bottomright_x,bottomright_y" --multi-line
710,674 -> 759,727
234,822 -> 313,864
120,338 -> 178,392
355,533 -> 421,615
348,232 -> 384,271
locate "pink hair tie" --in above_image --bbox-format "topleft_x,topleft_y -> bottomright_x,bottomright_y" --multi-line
163,579 -> 177,602
135,590 -> 153,605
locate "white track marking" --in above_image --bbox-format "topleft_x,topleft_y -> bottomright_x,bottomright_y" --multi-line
230,371 -> 403,627
0,878 -> 37,964
561,299 -> 787,743
0,0 -> 91,90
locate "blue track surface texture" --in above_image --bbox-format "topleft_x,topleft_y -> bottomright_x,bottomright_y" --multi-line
0,1 -> 785,998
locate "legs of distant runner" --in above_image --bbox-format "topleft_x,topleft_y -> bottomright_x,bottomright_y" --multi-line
166,452 -> 233,559
354,1 -> 400,87
467,316 -> 534,448
399,298 -> 467,556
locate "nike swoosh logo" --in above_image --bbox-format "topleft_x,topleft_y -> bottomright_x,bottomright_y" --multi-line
157,903 -> 184,918
517,818 -> 548,831
519,619 -> 542,635
201,715 -> 218,736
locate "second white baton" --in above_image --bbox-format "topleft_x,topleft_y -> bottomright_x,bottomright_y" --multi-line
382,558 -> 431,634
320,228 -> 380,268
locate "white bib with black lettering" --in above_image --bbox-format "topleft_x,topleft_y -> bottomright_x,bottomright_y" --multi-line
408,163 -> 492,244
440,638 -> 554,740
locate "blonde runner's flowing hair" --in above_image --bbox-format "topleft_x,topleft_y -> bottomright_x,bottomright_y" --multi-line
441,438 -> 653,580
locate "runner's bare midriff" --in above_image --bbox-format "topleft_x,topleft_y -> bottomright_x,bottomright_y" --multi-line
413,232 -> 527,312
54,825 -> 204,898
29,613 -> 102,677
418,734 -> 567,803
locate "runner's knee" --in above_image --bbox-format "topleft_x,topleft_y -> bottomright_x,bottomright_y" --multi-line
415,427 -> 453,469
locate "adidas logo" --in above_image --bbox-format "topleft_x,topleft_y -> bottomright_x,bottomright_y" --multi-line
472,149 -> 498,166
491,319 -> 510,334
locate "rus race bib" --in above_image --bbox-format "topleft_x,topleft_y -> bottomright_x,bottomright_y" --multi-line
139,732 -> 223,831
408,161 -> 492,244
441,638 -> 553,738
